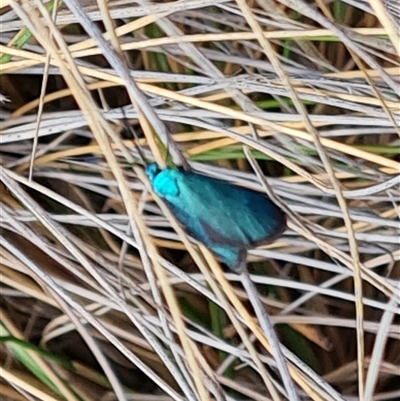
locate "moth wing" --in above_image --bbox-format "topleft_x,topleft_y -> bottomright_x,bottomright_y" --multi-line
208,244 -> 247,272
164,200 -> 247,271
152,168 -> 286,270
164,173 -> 250,246
177,172 -> 286,247
163,199 -> 238,247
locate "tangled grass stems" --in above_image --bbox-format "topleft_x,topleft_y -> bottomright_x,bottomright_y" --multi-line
1,0 -> 399,400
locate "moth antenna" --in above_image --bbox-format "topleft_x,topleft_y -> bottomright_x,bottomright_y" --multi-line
250,123 -> 260,141
120,107 -> 147,166
121,107 -> 190,171
164,128 -> 191,171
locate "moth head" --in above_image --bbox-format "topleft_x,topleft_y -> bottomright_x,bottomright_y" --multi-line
146,163 -> 160,181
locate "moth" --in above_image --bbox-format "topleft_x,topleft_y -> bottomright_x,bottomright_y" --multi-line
146,163 -> 286,272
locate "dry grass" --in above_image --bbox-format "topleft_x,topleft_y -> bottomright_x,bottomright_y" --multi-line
1,0 -> 399,400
